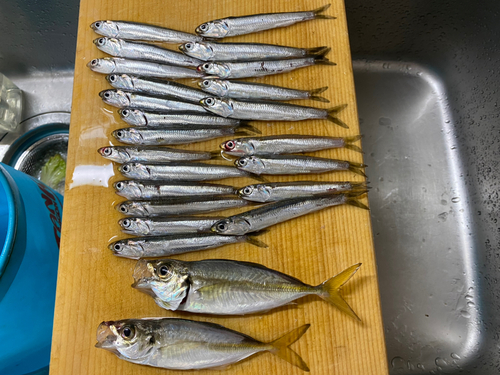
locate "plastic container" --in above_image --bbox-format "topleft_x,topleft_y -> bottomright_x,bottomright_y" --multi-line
0,73 -> 23,132
0,163 -> 62,375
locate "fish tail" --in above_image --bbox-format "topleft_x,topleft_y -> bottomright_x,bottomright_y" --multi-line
326,104 -> 349,128
313,4 -> 336,19
317,263 -> 362,321
349,181 -> 368,192
314,57 -> 336,66
246,230 -> 269,248
344,134 -> 363,153
268,324 -> 311,372
305,46 -> 331,59
346,196 -> 369,210
308,86 -> 330,103
348,161 -> 367,177
235,123 -> 262,135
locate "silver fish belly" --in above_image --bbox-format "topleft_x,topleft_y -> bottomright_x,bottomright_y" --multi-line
112,127 -> 237,145
98,146 -> 213,163
91,20 -> 203,43
113,180 -> 235,199
119,216 -> 223,236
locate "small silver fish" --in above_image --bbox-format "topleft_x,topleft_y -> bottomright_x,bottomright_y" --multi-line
96,318 -> 309,371
116,196 -> 248,216
99,90 -> 207,113
235,155 -> 366,176
195,4 -> 334,38
180,41 -> 330,62
119,216 -> 223,236
87,57 -> 204,79
94,37 -> 202,67
118,108 -> 245,127
106,74 -> 207,103
220,134 -> 362,156
133,258 -> 361,319
199,79 -> 329,102
238,181 -> 367,202
118,161 -> 260,181
111,126 -> 255,146
113,180 -> 235,199
98,146 -> 213,164
197,57 -> 334,79
201,97 -> 347,127
90,20 -> 203,43
212,193 -> 367,235
109,232 -> 267,259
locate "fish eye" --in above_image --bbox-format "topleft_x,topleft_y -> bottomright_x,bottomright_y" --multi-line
158,265 -> 169,277
217,222 -> 227,231
104,91 -> 110,98
243,187 -> 252,195
225,141 -> 235,150
121,219 -> 130,227
205,98 -> 214,105
119,205 -> 128,212
95,22 -> 101,28
203,63 -> 210,69
116,131 -> 123,137
121,326 -> 135,339
98,38 -> 105,45
185,43 -> 192,50
202,80 -> 210,87
200,24 -> 207,31
90,59 -> 98,66
122,164 -> 130,172
115,181 -> 124,190
109,74 -> 116,82
103,147 -> 111,155
114,243 -> 122,251
121,109 -> 129,116
238,159 -> 247,166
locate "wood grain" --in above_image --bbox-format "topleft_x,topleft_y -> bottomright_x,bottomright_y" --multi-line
49,1 -> 388,374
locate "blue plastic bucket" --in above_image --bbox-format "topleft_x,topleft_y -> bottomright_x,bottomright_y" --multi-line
0,163 -> 63,375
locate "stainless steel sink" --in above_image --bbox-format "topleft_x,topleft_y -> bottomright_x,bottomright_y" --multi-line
1,1 -> 499,374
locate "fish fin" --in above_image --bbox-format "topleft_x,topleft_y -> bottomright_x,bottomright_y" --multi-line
246,230 -> 268,248
326,104 -> 349,128
305,46 -> 331,59
235,123 -> 262,135
313,4 -> 336,19
268,324 -> 310,372
314,57 -> 336,66
317,263 -> 362,321
347,161 -> 367,177
346,196 -> 369,210
308,86 -> 330,103
350,181 -> 368,192
344,135 -> 363,153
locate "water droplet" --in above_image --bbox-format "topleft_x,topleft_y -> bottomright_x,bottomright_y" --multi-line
391,356 -> 405,369
467,301 -> 475,307
441,199 -> 448,205
465,294 -> 473,300
460,310 -> 471,318
451,197 -> 460,203
435,357 -> 448,367
451,352 -> 461,360
438,212 -> 448,221
417,363 -> 425,370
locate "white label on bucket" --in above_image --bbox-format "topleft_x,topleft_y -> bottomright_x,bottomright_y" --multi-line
69,163 -> 114,189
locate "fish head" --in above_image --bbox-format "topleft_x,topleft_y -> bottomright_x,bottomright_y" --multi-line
234,156 -> 265,174
195,20 -> 229,38
132,259 -> 189,311
112,128 -> 143,144
106,73 -> 134,90
220,139 -> 253,156
212,217 -> 251,235
99,89 -> 131,108
93,37 -> 122,55
179,42 -> 213,60
114,180 -> 143,199
200,97 -> 234,117
198,79 -> 229,96
237,184 -> 272,202
98,146 -> 129,163
119,108 -> 147,126
115,200 -> 147,216
119,162 -> 151,179
197,62 -> 230,79
119,217 -> 150,235
108,239 -> 145,258
90,20 -> 119,37
96,319 -> 155,360
87,58 -> 116,74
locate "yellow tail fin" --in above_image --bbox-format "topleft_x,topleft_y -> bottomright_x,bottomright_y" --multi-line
269,324 -> 310,372
317,263 -> 362,321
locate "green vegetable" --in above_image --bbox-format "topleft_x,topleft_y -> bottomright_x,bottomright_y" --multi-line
40,154 -> 66,188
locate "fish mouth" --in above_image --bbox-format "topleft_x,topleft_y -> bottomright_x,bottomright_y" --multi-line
133,259 -> 155,281
196,65 -> 204,72
178,44 -> 185,52
96,321 -> 118,351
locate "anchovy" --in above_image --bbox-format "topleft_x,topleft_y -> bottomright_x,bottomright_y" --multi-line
199,79 -> 329,102
180,41 -> 330,62
133,258 -> 361,319
112,126 -> 255,146
96,318 -> 309,371
235,155 -> 366,176
116,196 -> 248,216
195,4 -> 334,38
212,193 -> 367,235
119,216 -> 224,236
197,57 -> 334,79
118,161 -> 259,181
109,232 -> 267,259
118,108 -> 245,127
201,97 -> 347,127
100,90 -> 207,112
106,74 -> 207,103
220,134 -> 362,156
87,57 -> 204,79
238,181 -> 367,202
94,38 -> 202,67
98,146 -> 213,164
113,180 -> 236,199
90,20 -> 203,43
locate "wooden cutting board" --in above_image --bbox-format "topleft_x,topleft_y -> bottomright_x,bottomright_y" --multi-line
49,0 -> 388,374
